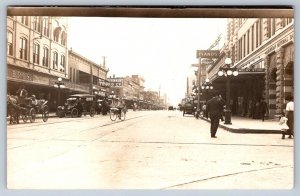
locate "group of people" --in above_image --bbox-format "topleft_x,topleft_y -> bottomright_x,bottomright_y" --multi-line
205,92 -> 294,140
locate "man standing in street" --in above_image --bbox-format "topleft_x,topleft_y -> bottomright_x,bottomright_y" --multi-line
207,92 -> 223,138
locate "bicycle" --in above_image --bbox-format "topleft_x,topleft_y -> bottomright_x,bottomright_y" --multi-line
109,107 -> 126,121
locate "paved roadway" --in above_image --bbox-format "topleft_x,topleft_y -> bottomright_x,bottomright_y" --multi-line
7,110 -> 294,189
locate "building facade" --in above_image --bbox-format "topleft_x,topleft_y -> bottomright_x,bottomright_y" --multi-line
207,18 -> 294,118
7,16 -> 69,110
68,49 -> 109,97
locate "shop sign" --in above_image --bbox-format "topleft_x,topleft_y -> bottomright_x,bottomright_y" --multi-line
7,69 -> 33,81
239,68 -> 265,72
197,50 -> 219,58
107,78 -> 123,87
265,33 -> 294,55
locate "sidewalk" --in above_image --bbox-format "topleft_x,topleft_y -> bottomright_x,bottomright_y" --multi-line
200,116 -> 282,134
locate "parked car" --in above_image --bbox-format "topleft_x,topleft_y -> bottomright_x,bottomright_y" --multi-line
57,94 -> 96,118
168,106 -> 174,110
183,102 -> 196,116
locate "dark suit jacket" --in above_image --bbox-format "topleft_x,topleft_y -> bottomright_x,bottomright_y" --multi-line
207,96 -> 223,119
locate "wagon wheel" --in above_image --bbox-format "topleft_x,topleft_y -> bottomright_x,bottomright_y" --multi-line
120,110 -> 126,121
22,109 -> 29,122
71,108 -> 78,118
42,105 -> 49,122
109,110 -> 117,121
90,107 -> 96,117
29,108 -> 36,123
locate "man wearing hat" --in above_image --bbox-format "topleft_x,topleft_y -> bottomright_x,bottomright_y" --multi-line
206,92 -> 223,138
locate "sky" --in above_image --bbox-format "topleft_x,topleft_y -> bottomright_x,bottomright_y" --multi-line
68,17 -> 227,105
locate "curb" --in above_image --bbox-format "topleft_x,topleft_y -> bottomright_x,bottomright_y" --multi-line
199,116 -> 282,134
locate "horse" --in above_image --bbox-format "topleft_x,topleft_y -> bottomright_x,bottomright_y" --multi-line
7,94 -> 20,124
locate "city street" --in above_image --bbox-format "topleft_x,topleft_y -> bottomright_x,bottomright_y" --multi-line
7,110 -> 293,189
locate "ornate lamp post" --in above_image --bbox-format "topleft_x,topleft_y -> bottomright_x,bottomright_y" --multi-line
217,58 -> 239,124
54,77 -> 65,106
201,78 -> 214,104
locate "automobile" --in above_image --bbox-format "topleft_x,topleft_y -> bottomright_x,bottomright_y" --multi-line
168,106 -> 174,110
57,94 -> 96,118
183,102 -> 196,116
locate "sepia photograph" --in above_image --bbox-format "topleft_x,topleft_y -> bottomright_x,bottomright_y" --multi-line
6,7 -> 294,189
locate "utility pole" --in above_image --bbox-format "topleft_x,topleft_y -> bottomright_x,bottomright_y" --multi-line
197,57 -> 201,111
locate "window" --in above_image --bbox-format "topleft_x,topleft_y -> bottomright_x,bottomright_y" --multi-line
33,43 -> 40,64
243,35 -> 246,58
19,37 -> 27,60
43,47 -> 49,67
61,32 -> 67,46
53,27 -> 61,42
271,18 -> 276,36
21,16 -> 28,26
60,55 -> 65,72
43,18 -> 49,37
7,31 -> 13,56
247,30 -> 249,55
267,19 -> 276,38
283,18 -> 293,28
33,17 -> 42,32
53,52 -> 58,70
251,25 -> 254,51
259,19 -> 263,45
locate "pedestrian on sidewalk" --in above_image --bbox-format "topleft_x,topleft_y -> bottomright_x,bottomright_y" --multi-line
218,94 -> 225,122
206,92 -> 223,138
279,112 -> 289,139
260,98 -> 268,122
285,95 -> 294,139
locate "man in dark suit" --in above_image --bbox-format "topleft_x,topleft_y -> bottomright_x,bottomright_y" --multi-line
207,92 -> 223,138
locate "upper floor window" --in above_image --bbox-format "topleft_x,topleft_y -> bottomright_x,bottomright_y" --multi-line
33,17 -> 42,33
43,47 -> 49,67
33,43 -> 40,64
61,31 -> 67,46
7,31 -> 13,56
43,18 -> 49,37
53,52 -> 58,70
60,55 -> 65,72
282,18 -> 293,28
53,27 -> 61,42
21,16 -> 29,26
19,37 -> 28,60
267,18 -> 276,38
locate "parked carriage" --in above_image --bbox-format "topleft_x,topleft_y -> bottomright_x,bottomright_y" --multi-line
57,94 -> 96,118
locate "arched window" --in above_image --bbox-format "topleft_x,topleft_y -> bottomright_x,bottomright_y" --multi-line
53,27 -> 61,42
43,47 -> 49,67
7,31 -> 13,56
33,43 -> 40,64
19,37 -> 28,60
53,51 -> 58,70
61,31 -> 67,46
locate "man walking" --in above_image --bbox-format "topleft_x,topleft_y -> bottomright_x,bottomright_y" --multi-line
206,92 -> 223,138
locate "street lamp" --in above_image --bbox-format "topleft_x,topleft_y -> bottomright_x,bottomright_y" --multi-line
201,78 -> 214,104
54,77 -> 65,106
217,58 -> 239,124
